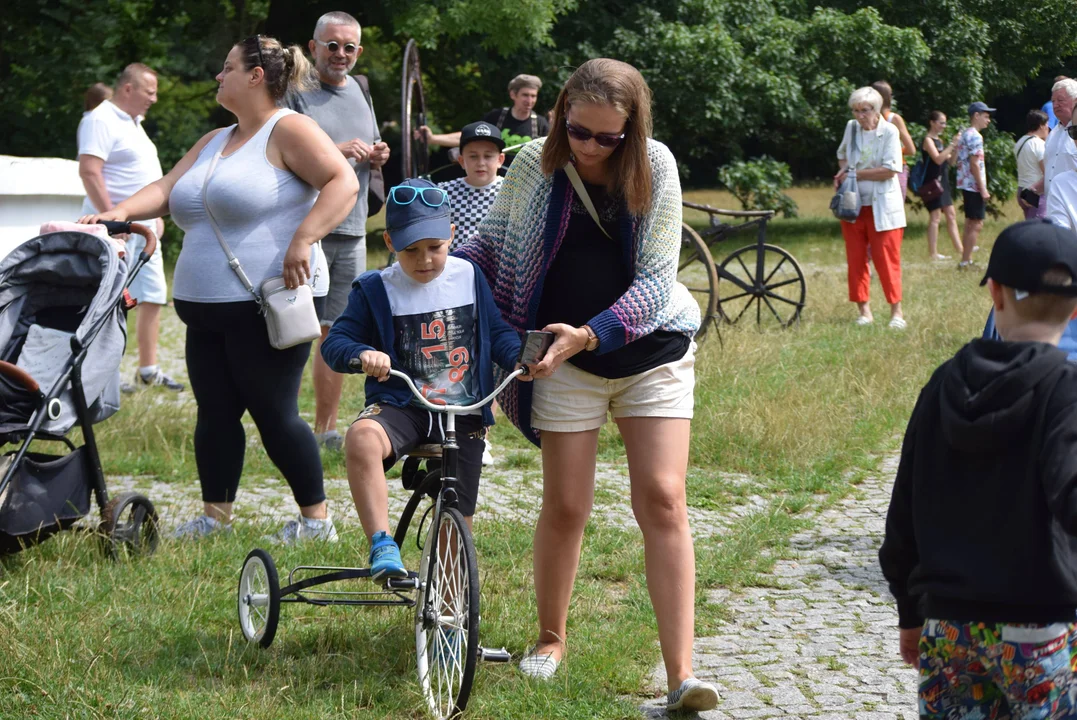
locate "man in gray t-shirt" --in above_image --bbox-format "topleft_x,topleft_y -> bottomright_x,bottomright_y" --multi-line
288,10 -> 390,449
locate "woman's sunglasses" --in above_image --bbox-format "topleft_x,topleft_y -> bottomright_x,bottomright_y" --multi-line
565,120 -> 625,148
315,40 -> 359,55
1068,125 -> 1077,142
389,186 -> 447,208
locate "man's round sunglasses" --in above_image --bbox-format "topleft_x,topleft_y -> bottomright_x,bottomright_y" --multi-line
565,120 -> 625,148
389,186 -> 447,207
315,40 -> 359,55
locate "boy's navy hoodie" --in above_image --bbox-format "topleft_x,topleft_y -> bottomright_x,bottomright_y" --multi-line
320,257 -> 522,426
879,338 -> 1077,628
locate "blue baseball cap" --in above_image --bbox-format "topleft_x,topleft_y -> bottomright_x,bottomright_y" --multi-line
385,178 -> 452,252
968,101 -> 996,115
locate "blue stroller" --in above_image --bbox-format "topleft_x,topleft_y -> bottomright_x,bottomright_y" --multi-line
0,221 -> 158,558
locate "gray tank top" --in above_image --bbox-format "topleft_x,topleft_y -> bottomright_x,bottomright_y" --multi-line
170,109 -> 320,303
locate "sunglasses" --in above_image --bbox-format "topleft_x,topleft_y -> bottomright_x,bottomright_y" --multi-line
389,186 -> 447,208
1068,125 -> 1077,142
565,120 -> 626,148
315,40 -> 359,55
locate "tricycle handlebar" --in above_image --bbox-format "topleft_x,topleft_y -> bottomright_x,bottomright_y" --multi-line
346,359 -> 523,413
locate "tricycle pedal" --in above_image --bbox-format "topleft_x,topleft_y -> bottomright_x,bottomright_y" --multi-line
479,646 -> 512,663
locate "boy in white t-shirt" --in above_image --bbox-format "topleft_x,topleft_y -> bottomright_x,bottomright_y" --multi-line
438,121 -> 506,251
320,179 -> 524,579
1015,109 -> 1050,220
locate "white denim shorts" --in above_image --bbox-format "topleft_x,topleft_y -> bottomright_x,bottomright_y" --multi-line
125,233 -> 168,305
531,343 -> 695,433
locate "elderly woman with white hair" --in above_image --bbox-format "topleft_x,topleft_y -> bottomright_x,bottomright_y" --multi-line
834,86 -> 907,329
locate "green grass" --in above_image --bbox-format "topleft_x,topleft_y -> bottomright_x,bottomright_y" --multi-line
0,187 -> 1026,718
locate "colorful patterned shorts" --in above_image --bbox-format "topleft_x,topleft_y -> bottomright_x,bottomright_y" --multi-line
919,619 -> 1077,719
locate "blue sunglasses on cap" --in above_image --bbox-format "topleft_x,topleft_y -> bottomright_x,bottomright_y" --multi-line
388,185 -> 448,208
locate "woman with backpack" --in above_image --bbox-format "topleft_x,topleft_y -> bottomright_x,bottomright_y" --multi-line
918,111 -> 962,260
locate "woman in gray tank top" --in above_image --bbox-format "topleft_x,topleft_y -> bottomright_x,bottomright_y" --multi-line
79,35 -> 359,542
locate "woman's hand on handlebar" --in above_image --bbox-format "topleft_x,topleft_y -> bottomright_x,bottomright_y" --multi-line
530,323 -> 588,378
358,350 -> 391,381
77,209 -> 129,225
282,238 -> 312,290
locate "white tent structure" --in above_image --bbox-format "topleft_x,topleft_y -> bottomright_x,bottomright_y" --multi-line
0,156 -> 87,259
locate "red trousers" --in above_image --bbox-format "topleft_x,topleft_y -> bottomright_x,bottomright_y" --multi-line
842,206 -> 903,304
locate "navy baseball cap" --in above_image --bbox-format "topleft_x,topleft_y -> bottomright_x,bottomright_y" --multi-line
385,178 -> 452,252
459,121 -> 505,151
968,101 -> 996,115
980,219 -> 1077,297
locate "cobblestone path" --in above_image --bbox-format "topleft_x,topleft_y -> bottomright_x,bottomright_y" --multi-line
642,453 -> 919,719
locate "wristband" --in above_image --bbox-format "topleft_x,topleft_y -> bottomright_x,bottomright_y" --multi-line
582,324 -> 599,352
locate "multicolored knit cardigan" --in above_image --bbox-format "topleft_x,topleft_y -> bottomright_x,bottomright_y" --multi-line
455,136 -> 700,446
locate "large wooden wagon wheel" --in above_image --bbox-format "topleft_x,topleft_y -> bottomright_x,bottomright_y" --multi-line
400,39 -> 428,179
715,244 -> 806,329
678,223 -> 720,340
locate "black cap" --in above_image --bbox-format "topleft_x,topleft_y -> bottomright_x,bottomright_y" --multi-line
459,121 -> 505,151
980,219 -> 1077,297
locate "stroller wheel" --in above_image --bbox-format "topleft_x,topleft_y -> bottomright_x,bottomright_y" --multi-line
99,491 -> 159,560
238,549 -> 280,648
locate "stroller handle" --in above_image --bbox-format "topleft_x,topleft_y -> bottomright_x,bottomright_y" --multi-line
0,360 -> 39,393
97,221 -> 157,259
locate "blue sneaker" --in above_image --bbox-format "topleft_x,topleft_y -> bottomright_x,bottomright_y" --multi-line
369,531 -> 407,580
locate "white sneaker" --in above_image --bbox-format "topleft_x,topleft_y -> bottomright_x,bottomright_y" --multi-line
667,677 -> 720,711
266,514 -> 339,545
171,514 -> 232,540
482,440 -> 494,466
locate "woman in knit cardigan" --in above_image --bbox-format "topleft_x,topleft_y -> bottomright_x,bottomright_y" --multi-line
456,58 -> 718,712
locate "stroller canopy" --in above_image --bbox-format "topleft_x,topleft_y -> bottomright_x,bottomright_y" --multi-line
0,231 -> 129,434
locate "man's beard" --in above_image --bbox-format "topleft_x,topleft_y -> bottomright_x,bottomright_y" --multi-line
319,60 -> 354,82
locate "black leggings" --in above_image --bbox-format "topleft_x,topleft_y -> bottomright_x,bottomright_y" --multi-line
174,299 -> 325,507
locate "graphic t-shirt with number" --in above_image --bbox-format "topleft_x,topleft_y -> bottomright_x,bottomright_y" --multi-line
382,256 -> 478,407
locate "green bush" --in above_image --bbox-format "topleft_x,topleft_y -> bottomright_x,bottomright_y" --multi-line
717,156 -> 799,218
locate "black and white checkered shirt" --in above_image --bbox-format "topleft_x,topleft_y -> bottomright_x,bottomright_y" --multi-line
438,176 -> 503,250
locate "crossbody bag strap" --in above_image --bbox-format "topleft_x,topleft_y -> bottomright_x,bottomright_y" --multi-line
201,129 -> 262,307
530,113 -> 537,139
1015,135 -> 1033,161
495,107 -> 509,130
564,163 -> 612,239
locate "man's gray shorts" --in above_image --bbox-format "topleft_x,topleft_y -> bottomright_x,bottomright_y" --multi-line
318,233 -> 367,327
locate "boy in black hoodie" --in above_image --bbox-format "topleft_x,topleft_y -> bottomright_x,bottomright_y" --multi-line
880,219 -> 1077,719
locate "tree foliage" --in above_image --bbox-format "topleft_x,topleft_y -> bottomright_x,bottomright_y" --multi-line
2,0 -> 1073,198
718,156 -> 798,218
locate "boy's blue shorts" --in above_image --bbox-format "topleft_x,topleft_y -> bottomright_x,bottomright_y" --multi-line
353,403 -> 486,516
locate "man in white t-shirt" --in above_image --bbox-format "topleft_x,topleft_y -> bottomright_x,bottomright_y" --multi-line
78,63 -> 182,392
1014,109 -> 1049,220
1038,78 -> 1077,202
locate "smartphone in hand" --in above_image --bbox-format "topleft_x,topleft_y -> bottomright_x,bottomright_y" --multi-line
518,330 -> 554,367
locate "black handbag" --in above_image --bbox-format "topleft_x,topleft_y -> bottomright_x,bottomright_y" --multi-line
918,177 -> 944,204
1020,187 -> 1041,208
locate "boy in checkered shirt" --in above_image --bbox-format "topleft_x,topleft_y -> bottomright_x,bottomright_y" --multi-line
439,121 -> 505,250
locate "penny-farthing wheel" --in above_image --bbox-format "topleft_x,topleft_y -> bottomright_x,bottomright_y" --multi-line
401,39 -> 429,180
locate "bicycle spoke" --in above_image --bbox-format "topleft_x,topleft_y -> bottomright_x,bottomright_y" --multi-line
764,291 -> 803,306
732,296 -> 756,324
735,254 -> 754,283
762,294 -> 785,324
719,289 -> 753,303
765,276 -> 802,292
762,255 -> 788,286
